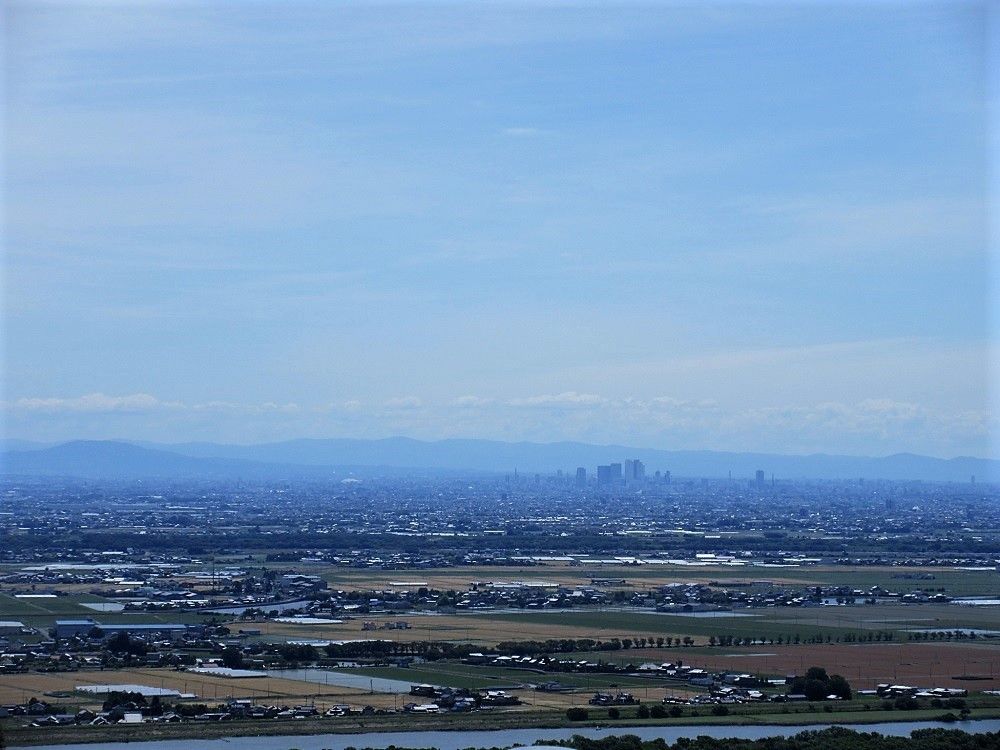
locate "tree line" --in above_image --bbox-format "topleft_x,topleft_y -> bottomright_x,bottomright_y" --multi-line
535,728 -> 1000,750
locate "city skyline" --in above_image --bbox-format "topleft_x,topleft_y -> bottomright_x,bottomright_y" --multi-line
2,2 -> 995,458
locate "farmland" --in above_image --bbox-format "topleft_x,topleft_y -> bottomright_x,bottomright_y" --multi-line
2,472 -> 1000,744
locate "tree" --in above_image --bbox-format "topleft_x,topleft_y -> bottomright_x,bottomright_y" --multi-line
103,691 -> 147,711
148,695 -> 164,717
221,646 -> 244,669
828,674 -> 852,700
805,666 -> 828,682
789,667 -> 851,702
566,707 -> 589,721
107,632 -> 146,657
608,707 -> 621,719
803,680 -> 828,700
649,704 -> 666,718
636,704 -> 650,719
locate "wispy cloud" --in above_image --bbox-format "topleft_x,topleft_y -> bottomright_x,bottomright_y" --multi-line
451,395 -> 494,407
508,392 -> 608,408
502,127 -> 543,137
8,393 -> 182,413
2,391 -> 993,457
383,396 -> 423,409
4,393 -> 300,415
2,4 -> 990,457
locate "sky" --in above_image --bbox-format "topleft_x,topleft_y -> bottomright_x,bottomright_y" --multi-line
1,1 -> 996,457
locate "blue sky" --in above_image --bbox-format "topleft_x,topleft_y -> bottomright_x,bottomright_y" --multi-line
2,2 -> 995,457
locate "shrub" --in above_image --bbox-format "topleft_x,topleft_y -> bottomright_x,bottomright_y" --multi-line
668,705 -> 683,718
711,705 -> 729,716
649,704 -> 667,719
636,704 -> 650,719
566,707 -> 589,721
608,707 -> 620,719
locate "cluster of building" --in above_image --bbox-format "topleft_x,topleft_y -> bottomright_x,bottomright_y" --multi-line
23,698 -> 368,728
54,619 -> 195,641
407,684 -> 519,712
868,684 -> 968,700
4,473 -> 998,577
582,459 -> 662,488
587,691 -> 638,706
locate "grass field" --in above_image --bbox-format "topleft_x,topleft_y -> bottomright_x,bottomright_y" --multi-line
253,607 -> 894,646
0,667 -> 397,709
312,563 -> 1000,598
213,603 -> 1000,656
4,561 -> 1000,720
485,609 -> 863,642
0,593 -> 205,628
345,661 -> 702,692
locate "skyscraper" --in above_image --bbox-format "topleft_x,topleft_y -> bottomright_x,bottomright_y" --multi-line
597,463 -> 624,486
624,459 -> 645,483
575,467 -> 587,487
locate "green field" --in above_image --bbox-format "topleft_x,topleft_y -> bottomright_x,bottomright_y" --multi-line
345,661 -> 698,691
0,593 -> 206,628
486,609 -> 866,642
312,562 -> 1000,598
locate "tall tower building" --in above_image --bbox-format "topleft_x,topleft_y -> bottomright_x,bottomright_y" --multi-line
597,465 -> 612,485
623,459 -> 646,483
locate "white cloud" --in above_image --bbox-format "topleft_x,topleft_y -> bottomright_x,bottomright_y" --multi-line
189,400 -> 300,415
5,394 -> 301,416
451,395 -> 494,407
508,392 -> 608,408
503,127 -> 542,137
8,393 -> 181,413
2,390 -> 994,457
383,396 -> 423,409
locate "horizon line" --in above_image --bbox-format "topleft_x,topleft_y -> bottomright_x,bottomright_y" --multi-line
2,435 -> 997,464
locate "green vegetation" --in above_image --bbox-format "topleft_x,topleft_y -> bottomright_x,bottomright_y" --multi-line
0,593 -> 204,628
345,661 -> 675,690
788,666 -> 852,701
7,703 -> 1000,748
541,727 -> 1000,750
489,610 -> 863,642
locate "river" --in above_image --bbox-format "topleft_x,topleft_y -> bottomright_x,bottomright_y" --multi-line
13,719 -> 1000,750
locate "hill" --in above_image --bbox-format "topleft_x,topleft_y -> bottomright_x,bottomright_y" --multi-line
1,437 -> 996,482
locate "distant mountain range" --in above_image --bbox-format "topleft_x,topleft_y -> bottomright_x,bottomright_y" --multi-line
0,437 -> 996,482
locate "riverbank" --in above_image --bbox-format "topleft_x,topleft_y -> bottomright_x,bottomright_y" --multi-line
8,706 -> 1000,748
